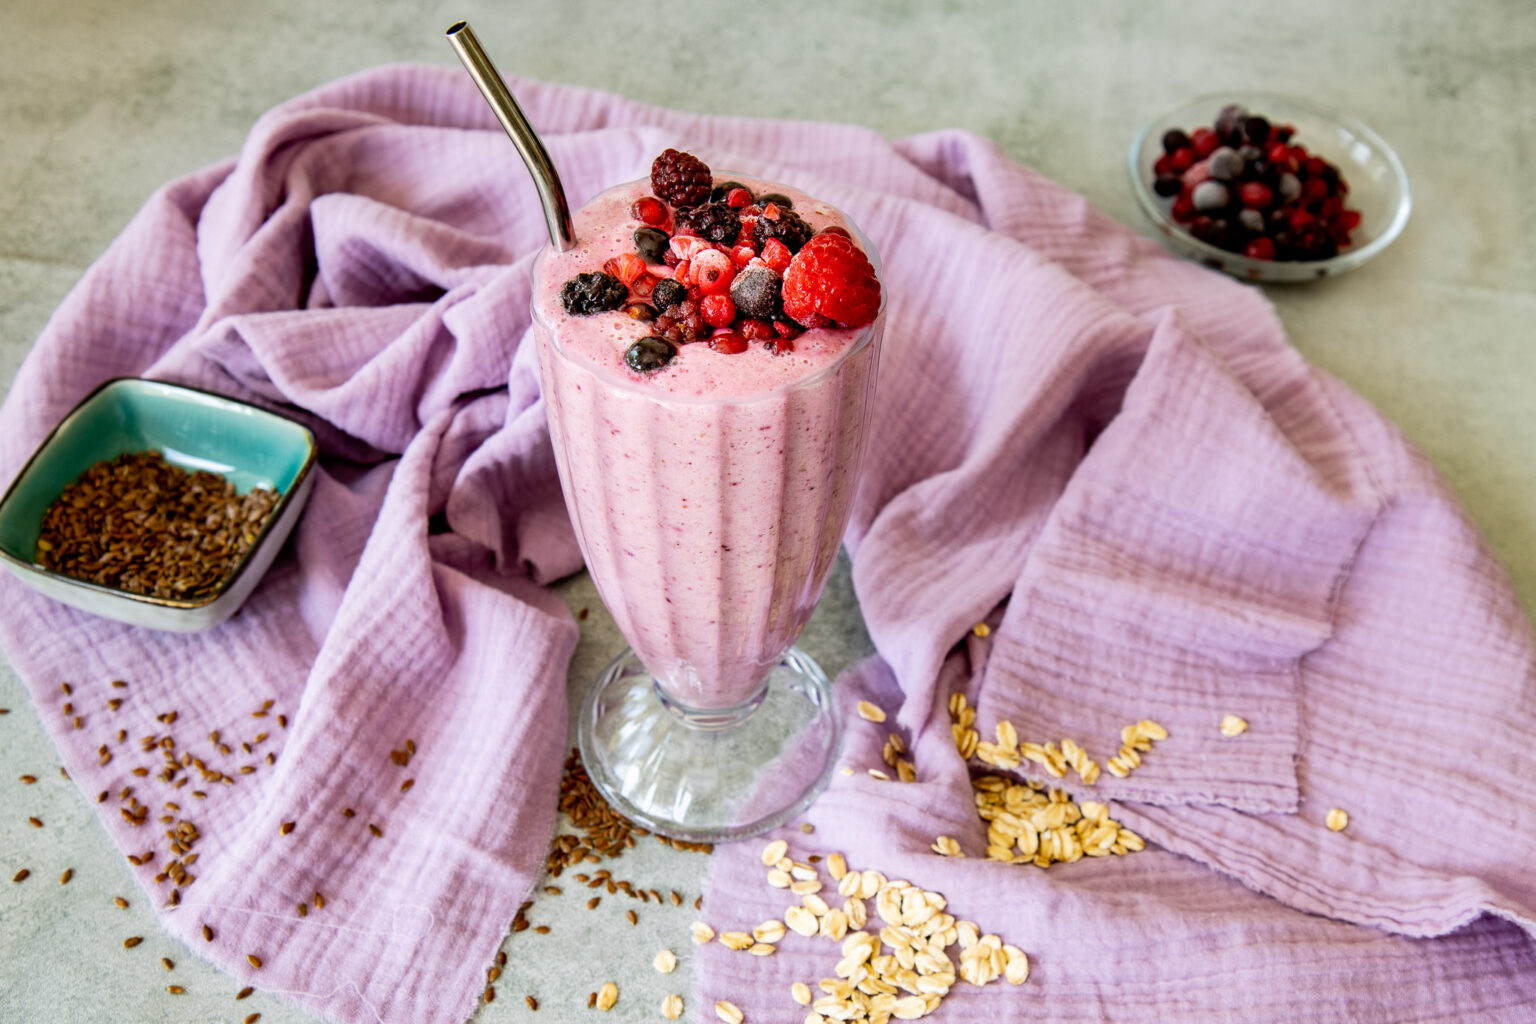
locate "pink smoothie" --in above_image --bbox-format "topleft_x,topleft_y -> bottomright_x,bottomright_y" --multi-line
532,175 -> 882,709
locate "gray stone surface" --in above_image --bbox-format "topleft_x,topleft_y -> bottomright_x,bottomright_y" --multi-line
0,1 -> 1532,1021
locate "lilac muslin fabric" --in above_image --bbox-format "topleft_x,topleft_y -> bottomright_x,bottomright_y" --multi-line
1,64 -> 1533,1023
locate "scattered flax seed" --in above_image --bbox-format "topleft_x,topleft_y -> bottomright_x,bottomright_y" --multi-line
400,779 -> 414,793
13,869 -> 30,883
800,822 -> 815,833
58,868 -> 73,884
661,993 -> 684,1019
279,821 -> 295,836
114,897 -> 129,909
297,903 -> 308,918
525,995 -> 538,1011
368,823 -> 383,838
1326,808 -> 1350,832
587,896 -> 602,910
533,925 -> 551,934
18,774 -> 36,784
670,890 -> 683,906
342,808 -> 355,818
313,891 -> 325,909
487,967 -> 501,983
543,886 -> 562,896
483,987 -> 495,1003
245,1015 -> 261,1024
626,909 -> 638,926
0,708 -> 8,714
61,682 -> 72,696
653,949 -> 678,974
167,985 -> 185,994
856,700 -> 887,723
596,981 -> 619,1011
587,992 -> 598,1009
714,1000 -> 744,1024
161,957 -> 175,971
236,986 -> 254,999
202,924 -> 214,942
123,937 -> 143,948
27,816 -> 43,828
1220,714 -> 1248,738
497,951 -> 507,967
246,953 -> 263,969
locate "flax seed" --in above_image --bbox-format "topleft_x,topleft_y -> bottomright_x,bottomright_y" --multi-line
236,986 -> 253,999
245,1015 -> 261,1024
13,869 -> 30,883
525,995 -> 538,1010
167,985 -> 184,994
368,823 -> 382,837
246,953 -> 263,969
161,957 -> 175,970
202,924 -> 214,942
123,937 -> 143,948
483,987 -> 495,1003
279,821 -> 294,836
58,868 -> 72,884
587,896 -> 601,910
626,909 -> 638,925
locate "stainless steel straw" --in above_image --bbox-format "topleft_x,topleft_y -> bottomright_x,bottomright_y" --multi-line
445,20 -> 577,252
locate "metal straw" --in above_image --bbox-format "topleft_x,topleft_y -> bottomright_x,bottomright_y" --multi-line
445,20 -> 577,252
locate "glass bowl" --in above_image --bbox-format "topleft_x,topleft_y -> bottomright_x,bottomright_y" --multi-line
0,378 -> 317,632
1128,91 -> 1411,282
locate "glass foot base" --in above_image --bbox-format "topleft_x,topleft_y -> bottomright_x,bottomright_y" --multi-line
577,646 -> 842,843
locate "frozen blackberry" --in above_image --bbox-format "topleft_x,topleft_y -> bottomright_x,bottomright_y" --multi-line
634,227 -> 670,264
728,265 -> 781,321
560,272 -> 628,315
753,207 -> 814,254
675,202 -> 742,245
651,149 -> 712,208
755,192 -> 794,210
625,336 -> 676,374
651,278 -> 686,310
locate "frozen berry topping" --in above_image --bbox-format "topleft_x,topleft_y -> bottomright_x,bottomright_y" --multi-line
729,265 -> 782,321
560,272 -> 628,315
675,201 -> 743,246
1150,103 -> 1359,262
624,336 -> 676,374
753,204 -> 815,254
552,150 -> 880,374
781,233 -> 882,329
651,149 -> 713,208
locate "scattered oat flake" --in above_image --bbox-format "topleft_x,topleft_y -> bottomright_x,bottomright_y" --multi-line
1220,714 -> 1248,737
760,838 -> 788,866
800,822 -> 815,833
791,981 -> 812,1005
662,993 -> 684,1019
596,981 -> 619,1010
690,921 -> 715,945
1326,808 -> 1349,832
856,700 -> 886,723
714,1000 -> 744,1024
653,948 -> 678,974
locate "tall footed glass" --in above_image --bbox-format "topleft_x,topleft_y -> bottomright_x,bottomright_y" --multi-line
532,179 -> 883,841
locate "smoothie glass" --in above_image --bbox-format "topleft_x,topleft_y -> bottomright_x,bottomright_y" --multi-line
532,187 -> 883,841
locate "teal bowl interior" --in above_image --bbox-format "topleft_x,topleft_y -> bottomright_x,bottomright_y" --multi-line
0,378 -> 315,568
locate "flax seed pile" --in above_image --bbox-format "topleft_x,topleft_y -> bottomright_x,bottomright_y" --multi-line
35,450 -> 279,600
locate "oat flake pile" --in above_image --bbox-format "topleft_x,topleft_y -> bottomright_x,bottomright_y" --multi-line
1,66 -> 1535,1024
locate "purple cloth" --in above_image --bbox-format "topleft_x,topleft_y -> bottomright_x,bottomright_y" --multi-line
1,64 -> 1533,1022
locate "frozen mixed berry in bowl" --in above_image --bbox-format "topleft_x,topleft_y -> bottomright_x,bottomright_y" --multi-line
1128,92 -> 1411,282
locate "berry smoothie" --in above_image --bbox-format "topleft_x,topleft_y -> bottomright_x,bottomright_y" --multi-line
532,152 -> 883,710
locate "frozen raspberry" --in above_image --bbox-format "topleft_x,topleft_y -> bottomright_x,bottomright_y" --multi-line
604,252 -> 647,288
729,266 -> 781,321
780,233 -> 882,330
560,273 -> 627,316
625,336 -> 676,373
669,235 -> 715,262
1239,182 -> 1274,209
753,205 -> 815,254
724,188 -> 753,209
650,149 -> 713,208
710,181 -> 749,204
652,299 -> 707,344
675,202 -> 742,245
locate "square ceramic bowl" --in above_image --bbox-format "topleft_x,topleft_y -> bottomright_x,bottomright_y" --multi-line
1129,91 -> 1411,282
0,378 -> 317,632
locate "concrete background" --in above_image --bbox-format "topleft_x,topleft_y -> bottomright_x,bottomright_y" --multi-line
1,1 -> 1532,1021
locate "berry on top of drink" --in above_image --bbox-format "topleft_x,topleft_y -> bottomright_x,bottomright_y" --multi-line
1151,104 -> 1361,262
557,150 -> 883,373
